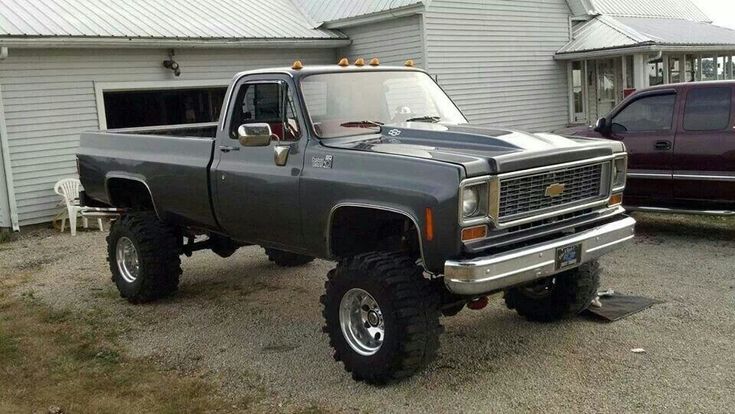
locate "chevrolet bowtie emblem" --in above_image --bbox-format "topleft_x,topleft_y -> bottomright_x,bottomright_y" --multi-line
545,183 -> 565,198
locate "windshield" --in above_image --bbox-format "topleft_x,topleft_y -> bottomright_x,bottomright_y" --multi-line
300,71 -> 467,138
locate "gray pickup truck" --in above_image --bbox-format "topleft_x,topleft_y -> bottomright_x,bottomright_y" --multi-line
78,61 -> 635,384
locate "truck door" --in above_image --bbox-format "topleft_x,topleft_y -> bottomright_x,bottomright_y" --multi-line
212,75 -> 306,249
606,90 -> 678,206
672,85 -> 735,205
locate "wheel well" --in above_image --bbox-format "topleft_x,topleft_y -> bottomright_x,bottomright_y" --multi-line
107,178 -> 155,212
329,206 -> 421,261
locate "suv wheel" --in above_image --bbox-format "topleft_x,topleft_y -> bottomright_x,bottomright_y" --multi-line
264,248 -> 314,267
107,212 -> 182,303
321,252 -> 442,384
504,261 -> 600,322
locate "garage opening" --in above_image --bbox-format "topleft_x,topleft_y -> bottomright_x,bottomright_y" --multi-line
103,87 -> 227,129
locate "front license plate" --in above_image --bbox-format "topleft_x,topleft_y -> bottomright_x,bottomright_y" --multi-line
555,243 -> 582,270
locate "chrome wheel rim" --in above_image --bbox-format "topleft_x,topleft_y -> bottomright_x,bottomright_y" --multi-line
339,288 -> 384,356
116,237 -> 140,283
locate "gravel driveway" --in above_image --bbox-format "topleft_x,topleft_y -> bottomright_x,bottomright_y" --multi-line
2,213 -> 734,413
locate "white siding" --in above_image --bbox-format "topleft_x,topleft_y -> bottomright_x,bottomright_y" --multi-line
424,0 -> 572,132
339,15 -> 424,67
0,47 -> 336,226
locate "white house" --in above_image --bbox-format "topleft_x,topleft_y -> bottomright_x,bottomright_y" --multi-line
2,0 -> 735,230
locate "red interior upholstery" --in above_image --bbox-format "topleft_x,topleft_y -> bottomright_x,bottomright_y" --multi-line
268,122 -> 284,140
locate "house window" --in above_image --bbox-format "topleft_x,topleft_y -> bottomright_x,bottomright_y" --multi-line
625,56 -> 634,89
648,59 -> 664,86
669,57 -> 681,83
571,61 -> 585,123
700,56 -> 716,81
596,59 -> 617,116
685,55 -> 697,82
103,87 -> 226,129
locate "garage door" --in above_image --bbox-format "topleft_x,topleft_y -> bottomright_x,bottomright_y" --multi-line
103,87 -> 227,129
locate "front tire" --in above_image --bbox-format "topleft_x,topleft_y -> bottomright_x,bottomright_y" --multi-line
107,212 -> 182,303
504,261 -> 600,322
321,252 -> 442,384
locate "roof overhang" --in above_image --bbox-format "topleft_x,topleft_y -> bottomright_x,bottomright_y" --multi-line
0,37 -> 352,49
321,3 -> 425,29
555,44 -> 735,60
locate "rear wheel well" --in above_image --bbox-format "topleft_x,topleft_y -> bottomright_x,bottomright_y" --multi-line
107,178 -> 155,212
329,207 -> 421,261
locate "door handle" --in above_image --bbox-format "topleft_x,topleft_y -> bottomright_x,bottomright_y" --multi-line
654,140 -> 672,151
274,145 -> 290,167
219,145 -> 240,152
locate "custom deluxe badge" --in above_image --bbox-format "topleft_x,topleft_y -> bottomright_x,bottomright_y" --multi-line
312,154 -> 334,169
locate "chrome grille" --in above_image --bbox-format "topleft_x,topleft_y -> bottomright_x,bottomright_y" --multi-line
499,163 -> 604,220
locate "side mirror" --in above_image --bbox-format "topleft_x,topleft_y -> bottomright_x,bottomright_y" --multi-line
238,123 -> 272,147
594,117 -> 608,134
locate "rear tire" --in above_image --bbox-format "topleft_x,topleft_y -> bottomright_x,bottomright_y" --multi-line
264,248 -> 314,267
107,212 -> 182,303
504,261 -> 600,322
321,252 -> 442,384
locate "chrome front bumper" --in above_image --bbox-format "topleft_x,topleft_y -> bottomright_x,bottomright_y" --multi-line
444,216 -> 636,296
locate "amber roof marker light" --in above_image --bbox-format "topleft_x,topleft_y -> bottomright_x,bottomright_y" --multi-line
338,57 -> 349,67
369,57 -> 380,66
354,57 -> 365,67
404,59 -> 415,67
291,60 -> 303,70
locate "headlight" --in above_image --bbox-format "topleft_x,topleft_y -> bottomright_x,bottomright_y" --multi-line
612,155 -> 627,191
462,187 -> 479,217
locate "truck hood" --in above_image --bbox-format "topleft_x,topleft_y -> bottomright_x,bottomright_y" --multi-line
322,122 -> 624,177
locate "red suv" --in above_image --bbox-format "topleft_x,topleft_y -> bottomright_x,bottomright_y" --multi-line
562,81 -> 735,216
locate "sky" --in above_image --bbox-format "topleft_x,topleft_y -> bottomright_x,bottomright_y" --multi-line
691,0 -> 735,29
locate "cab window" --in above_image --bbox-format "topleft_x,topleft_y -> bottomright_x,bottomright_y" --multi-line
229,82 -> 301,141
683,87 -> 731,131
611,94 -> 675,133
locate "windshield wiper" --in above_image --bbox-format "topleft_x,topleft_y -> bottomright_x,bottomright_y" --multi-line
405,115 -> 441,123
340,120 -> 384,128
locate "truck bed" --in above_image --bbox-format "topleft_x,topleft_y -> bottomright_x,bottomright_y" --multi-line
77,122 -> 219,229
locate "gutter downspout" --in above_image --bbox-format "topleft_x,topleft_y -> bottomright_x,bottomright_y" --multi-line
0,79 -> 19,231
648,50 -> 663,62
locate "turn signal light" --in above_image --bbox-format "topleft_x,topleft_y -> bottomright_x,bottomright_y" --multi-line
338,57 -> 349,67
461,225 -> 487,242
291,60 -> 303,70
354,57 -> 365,67
425,208 -> 434,241
609,193 -> 623,206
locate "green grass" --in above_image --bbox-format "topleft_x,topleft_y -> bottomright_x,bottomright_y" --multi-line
0,231 -> 16,244
0,330 -> 19,362
0,294 -> 259,413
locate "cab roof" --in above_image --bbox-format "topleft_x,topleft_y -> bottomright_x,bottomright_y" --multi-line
233,64 -> 427,81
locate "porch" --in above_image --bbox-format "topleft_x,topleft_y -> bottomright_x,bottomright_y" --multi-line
556,15 -> 735,125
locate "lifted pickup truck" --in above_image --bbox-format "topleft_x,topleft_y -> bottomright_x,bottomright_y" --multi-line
78,60 -> 635,384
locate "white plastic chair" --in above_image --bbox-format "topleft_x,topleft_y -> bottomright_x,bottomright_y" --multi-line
54,178 -> 103,236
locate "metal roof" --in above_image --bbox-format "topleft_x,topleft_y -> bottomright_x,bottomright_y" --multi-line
557,15 -> 735,56
291,0 -> 425,26
557,15 -> 641,54
566,0 -> 711,22
0,0 -> 346,44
